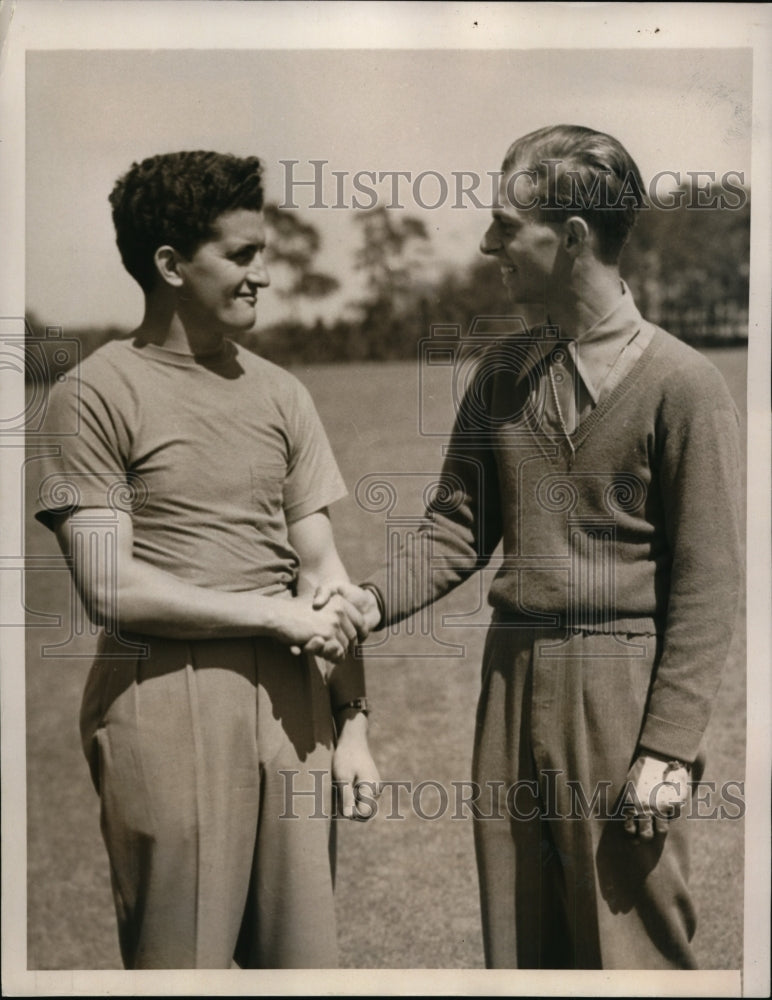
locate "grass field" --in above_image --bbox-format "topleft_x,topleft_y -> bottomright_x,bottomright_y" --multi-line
24,346 -> 747,970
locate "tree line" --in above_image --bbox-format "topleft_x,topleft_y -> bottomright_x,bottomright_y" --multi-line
26,180 -> 750,379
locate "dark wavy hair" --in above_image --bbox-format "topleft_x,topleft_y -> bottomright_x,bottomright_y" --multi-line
109,151 -> 264,291
501,125 -> 646,263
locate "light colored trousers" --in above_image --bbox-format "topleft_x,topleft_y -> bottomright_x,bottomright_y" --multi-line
473,620 -> 702,969
80,632 -> 338,969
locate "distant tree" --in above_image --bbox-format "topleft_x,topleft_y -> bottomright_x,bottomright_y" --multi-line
348,207 -> 433,358
621,182 -> 750,341
353,208 -> 429,306
263,204 -> 339,312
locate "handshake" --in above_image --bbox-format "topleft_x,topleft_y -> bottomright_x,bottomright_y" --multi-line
286,581 -> 383,662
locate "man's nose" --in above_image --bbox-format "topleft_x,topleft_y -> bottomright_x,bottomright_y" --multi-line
247,256 -> 270,287
480,224 -> 500,256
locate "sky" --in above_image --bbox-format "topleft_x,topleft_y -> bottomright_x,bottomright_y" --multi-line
23,38 -> 753,331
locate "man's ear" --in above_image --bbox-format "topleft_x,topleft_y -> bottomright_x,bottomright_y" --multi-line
154,245 -> 185,288
563,216 -> 590,256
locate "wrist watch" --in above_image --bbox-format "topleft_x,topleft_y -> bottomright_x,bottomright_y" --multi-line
335,697 -> 370,716
640,749 -> 691,773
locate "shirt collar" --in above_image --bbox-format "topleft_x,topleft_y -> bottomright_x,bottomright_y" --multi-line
516,281 -> 643,403
575,280 -> 642,347
572,281 -> 643,402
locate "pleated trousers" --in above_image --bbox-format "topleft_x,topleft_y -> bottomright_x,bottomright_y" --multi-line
79,632 -> 338,969
472,619 -> 701,969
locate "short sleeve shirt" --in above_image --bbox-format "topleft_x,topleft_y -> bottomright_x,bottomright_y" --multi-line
33,338 -> 347,592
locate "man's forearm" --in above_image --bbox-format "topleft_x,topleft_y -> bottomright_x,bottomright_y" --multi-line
361,516 -> 486,629
293,542 -> 369,703
55,508 -> 295,640
327,652 -> 367,710
95,556 -> 295,639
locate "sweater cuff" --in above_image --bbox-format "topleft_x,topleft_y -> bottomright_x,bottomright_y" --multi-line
359,582 -> 385,631
638,713 -> 704,765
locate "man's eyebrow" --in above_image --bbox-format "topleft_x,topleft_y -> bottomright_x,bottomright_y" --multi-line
228,239 -> 265,252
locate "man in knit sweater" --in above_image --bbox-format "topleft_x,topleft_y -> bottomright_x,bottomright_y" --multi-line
317,125 -> 743,968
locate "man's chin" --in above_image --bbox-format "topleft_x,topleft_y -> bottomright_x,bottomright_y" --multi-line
503,282 -> 535,303
504,297 -> 548,328
502,279 -> 531,304
226,311 -> 258,334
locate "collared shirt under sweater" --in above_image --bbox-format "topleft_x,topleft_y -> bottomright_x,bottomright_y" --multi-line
367,298 -> 742,763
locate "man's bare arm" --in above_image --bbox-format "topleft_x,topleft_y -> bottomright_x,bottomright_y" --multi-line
288,508 -> 374,666
53,507 -> 362,659
289,509 -> 380,819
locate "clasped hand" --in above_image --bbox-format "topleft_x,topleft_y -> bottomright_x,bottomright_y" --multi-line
284,583 -> 380,662
313,582 -> 381,633
621,755 -> 690,840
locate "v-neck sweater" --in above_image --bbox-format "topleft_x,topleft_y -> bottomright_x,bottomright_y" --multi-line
370,325 -> 743,762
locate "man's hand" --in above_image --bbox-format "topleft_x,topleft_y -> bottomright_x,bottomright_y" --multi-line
621,755 -> 690,840
312,581 -> 381,637
332,713 -> 381,821
271,594 -> 365,662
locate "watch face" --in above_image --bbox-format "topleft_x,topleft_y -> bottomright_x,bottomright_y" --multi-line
338,698 -> 369,715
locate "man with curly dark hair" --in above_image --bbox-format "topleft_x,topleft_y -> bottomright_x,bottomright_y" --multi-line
34,150 -> 378,969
